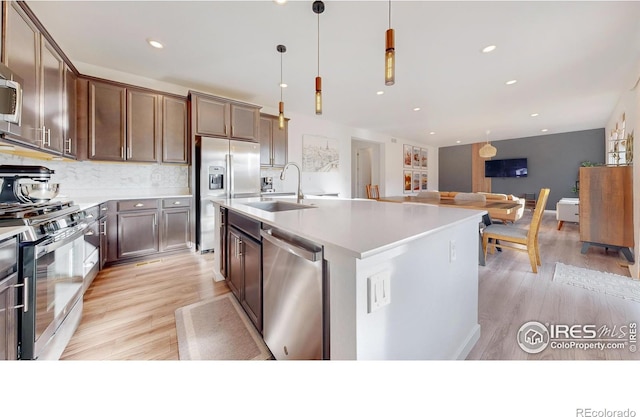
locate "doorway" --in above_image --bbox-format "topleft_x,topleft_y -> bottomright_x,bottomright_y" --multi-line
351,139 -> 382,199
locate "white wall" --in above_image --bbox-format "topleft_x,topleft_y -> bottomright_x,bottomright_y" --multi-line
606,59 -> 639,278
261,106 -> 438,199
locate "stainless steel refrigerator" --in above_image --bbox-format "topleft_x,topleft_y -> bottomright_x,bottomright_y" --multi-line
196,136 -> 260,253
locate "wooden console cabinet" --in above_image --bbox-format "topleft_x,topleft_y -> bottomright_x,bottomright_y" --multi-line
579,166 -> 634,261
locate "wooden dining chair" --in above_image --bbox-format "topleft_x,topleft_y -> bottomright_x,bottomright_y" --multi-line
482,188 -> 550,273
366,184 -> 380,200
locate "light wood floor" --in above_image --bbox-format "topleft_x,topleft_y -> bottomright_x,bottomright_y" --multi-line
467,210 -> 640,360
60,253 -> 229,360
61,211 -> 640,360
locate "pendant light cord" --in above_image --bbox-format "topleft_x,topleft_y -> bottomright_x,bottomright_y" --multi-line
280,52 -> 283,102
317,13 -> 320,76
388,0 -> 391,29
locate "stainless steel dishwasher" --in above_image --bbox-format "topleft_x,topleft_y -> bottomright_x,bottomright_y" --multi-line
260,227 -> 325,360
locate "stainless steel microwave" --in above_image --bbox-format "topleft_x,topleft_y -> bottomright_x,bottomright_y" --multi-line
0,62 -> 23,137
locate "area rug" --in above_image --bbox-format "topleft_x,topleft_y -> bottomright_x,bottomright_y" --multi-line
553,262 -> 640,303
175,293 -> 273,360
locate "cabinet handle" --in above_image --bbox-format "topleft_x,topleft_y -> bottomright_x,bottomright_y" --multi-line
46,128 -> 51,146
38,126 -> 46,145
234,236 -> 243,259
134,203 -> 144,207
127,147 -> 132,158
173,201 -> 181,205
85,230 -> 95,236
101,207 -> 108,211
121,146 -> 124,159
85,214 -> 94,219
66,138 -> 73,153
13,277 -> 29,313
100,220 -> 107,235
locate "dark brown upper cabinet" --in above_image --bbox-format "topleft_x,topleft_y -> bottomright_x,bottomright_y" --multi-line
3,2 -> 40,147
88,80 -> 127,161
190,91 -> 261,142
3,2 -> 73,156
259,114 -> 288,168
63,65 -> 77,158
127,89 -> 160,162
86,78 -> 187,163
40,37 -> 65,154
162,96 -> 188,164
88,80 -> 159,162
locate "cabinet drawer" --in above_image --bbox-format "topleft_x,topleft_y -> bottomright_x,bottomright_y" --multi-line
162,197 -> 192,208
117,199 -> 159,211
228,210 -> 260,241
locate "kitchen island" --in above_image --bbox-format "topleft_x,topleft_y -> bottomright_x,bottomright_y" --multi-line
211,196 -> 485,360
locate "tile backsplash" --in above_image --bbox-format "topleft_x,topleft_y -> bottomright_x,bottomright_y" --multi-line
0,153 -> 190,198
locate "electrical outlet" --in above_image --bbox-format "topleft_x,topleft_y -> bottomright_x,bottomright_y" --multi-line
368,271 -> 391,313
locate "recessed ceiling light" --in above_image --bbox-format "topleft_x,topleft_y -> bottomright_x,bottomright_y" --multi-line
541,128 -> 549,132
456,140 -> 461,144
413,107 -> 421,112
376,91 -> 384,95
147,39 -> 163,49
273,0 -> 287,4
530,113 -> 539,117
279,83 -> 288,88
481,45 -> 497,53
430,132 -> 436,135
506,79 -> 517,85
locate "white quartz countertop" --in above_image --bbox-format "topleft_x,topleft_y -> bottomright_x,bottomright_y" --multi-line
212,196 -> 486,259
0,225 -> 29,241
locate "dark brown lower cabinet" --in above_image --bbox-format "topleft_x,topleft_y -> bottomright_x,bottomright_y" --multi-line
226,212 -> 262,333
161,208 -> 191,252
117,210 -> 159,259
108,198 -> 193,264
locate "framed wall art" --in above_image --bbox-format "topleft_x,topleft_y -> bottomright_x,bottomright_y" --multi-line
403,144 -> 413,168
302,135 -> 339,172
403,170 -> 412,193
420,172 -> 428,190
412,146 -> 421,168
412,171 -> 421,191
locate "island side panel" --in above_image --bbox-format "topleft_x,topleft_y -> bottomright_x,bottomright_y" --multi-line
354,216 -> 481,359
324,246 -> 359,359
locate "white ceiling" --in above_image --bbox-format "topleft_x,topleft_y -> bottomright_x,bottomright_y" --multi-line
27,1 -> 640,147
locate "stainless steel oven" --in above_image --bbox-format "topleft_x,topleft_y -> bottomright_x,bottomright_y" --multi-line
20,219 -> 86,360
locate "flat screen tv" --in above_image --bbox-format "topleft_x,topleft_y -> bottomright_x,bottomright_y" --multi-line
485,158 -> 528,178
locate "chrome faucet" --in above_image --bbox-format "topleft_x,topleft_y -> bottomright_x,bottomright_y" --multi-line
280,162 -> 304,203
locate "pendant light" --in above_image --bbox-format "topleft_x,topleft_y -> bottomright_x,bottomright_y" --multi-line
385,0 -> 395,86
277,44 -> 286,130
313,1 -> 325,115
479,130 -> 497,158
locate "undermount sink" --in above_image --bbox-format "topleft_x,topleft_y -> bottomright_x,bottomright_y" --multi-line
244,200 -> 317,213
